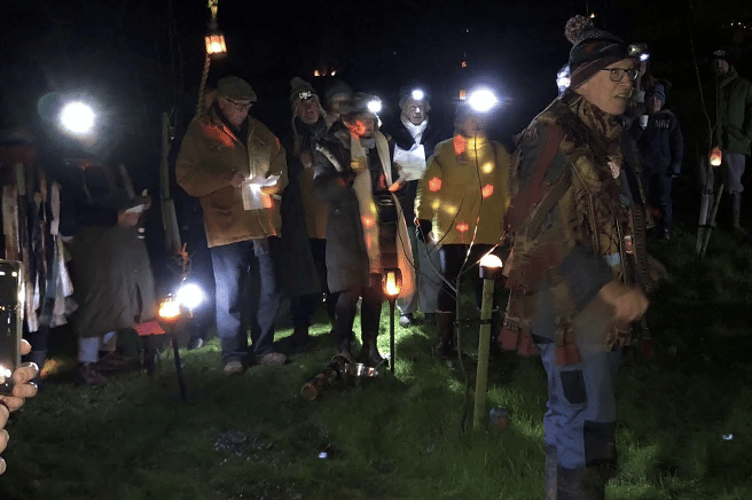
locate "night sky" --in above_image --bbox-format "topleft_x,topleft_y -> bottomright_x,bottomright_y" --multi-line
2,0 -> 752,189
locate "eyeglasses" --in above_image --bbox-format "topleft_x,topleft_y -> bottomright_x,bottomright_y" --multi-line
225,97 -> 252,111
601,67 -> 639,82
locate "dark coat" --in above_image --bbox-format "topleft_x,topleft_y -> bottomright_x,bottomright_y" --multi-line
630,109 -> 684,176
60,164 -> 157,338
387,117 -> 447,226
312,124 -> 401,293
713,66 -> 752,154
272,119 -> 326,298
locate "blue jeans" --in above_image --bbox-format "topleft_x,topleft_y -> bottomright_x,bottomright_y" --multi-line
397,229 -> 441,315
538,342 -> 621,470
211,238 -> 281,363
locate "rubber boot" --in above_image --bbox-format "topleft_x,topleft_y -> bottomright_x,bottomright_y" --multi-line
336,337 -> 354,364
732,192 -> 742,229
557,466 -> 606,500
359,330 -> 384,367
545,445 -> 558,500
436,311 -> 456,359
287,324 -> 311,353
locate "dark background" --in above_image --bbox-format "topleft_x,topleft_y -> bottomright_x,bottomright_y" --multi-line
2,0 -> 752,215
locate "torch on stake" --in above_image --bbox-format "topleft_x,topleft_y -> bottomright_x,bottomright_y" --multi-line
700,182 -> 724,258
698,148 -> 722,256
473,254 -> 502,430
383,268 -> 402,373
158,295 -> 188,402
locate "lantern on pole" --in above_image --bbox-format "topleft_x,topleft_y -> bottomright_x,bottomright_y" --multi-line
709,147 -> 722,167
157,295 -> 188,401
473,253 -> 503,430
205,32 -> 227,57
382,268 -> 402,373
197,0 -> 226,114
204,0 -> 226,57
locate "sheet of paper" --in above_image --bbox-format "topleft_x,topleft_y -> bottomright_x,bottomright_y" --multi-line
242,174 -> 280,211
393,145 -> 426,181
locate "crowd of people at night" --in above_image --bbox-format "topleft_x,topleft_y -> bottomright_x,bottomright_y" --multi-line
2,12 -> 752,499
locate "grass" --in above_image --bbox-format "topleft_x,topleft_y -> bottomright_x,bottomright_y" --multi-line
2,224 -> 751,499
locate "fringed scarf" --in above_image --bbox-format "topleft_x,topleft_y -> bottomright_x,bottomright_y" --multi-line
349,131 -> 415,298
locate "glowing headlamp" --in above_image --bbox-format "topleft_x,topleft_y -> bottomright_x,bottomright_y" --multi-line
298,91 -> 315,101
628,43 -> 649,63
411,89 -> 425,101
60,101 -> 96,136
176,282 -> 206,311
367,98 -> 383,114
467,88 -> 499,113
556,64 -> 571,94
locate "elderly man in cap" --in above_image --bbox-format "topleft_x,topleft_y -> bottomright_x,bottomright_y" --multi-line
177,76 -> 289,373
387,87 -> 444,328
500,15 -> 659,498
710,49 -> 752,233
630,81 -> 684,239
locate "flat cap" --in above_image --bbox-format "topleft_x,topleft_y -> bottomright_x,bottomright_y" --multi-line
217,76 -> 257,102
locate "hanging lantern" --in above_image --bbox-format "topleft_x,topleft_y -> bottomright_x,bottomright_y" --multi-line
205,32 -> 227,56
710,147 -> 722,167
204,0 -> 227,57
382,268 -> 402,299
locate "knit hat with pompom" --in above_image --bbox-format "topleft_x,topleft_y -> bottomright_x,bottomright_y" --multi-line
566,15 -> 630,89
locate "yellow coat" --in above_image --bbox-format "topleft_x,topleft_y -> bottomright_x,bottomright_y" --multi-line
176,109 -> 288,248
415,135 -> 510,246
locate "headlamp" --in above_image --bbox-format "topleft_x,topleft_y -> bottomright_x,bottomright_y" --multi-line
411,89 -> 425,101
60,101 -> 96,136
367,98 -> 382,114
628,43 -> 649,62
298,90 -> 315,101
556,64 -> 571,94
176,282 -> 205,311
467,88 -> 499,113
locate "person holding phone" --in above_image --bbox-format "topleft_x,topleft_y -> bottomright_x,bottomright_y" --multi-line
1,339 -> 39,475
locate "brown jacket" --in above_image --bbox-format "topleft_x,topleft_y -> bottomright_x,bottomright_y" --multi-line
176,108 -> 288,247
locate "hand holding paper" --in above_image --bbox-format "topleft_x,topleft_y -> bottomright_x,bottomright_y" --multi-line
242,174 -> 281,210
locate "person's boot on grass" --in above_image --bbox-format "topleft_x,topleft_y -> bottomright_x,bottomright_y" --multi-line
358,330 -> 384,367
75,363 -> 108,386
436,311 -> 456,360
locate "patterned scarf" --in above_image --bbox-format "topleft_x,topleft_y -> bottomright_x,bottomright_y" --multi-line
349,132 -> 415,297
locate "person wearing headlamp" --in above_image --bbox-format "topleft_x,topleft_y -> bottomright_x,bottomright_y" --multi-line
386,88 -> 445,328
500,16 -> 660,498
276,77 -> 333,353
176,76 -> 289,373
414,90 -> 510,360
313,93 -> 414,366
1,339 -> 39,475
